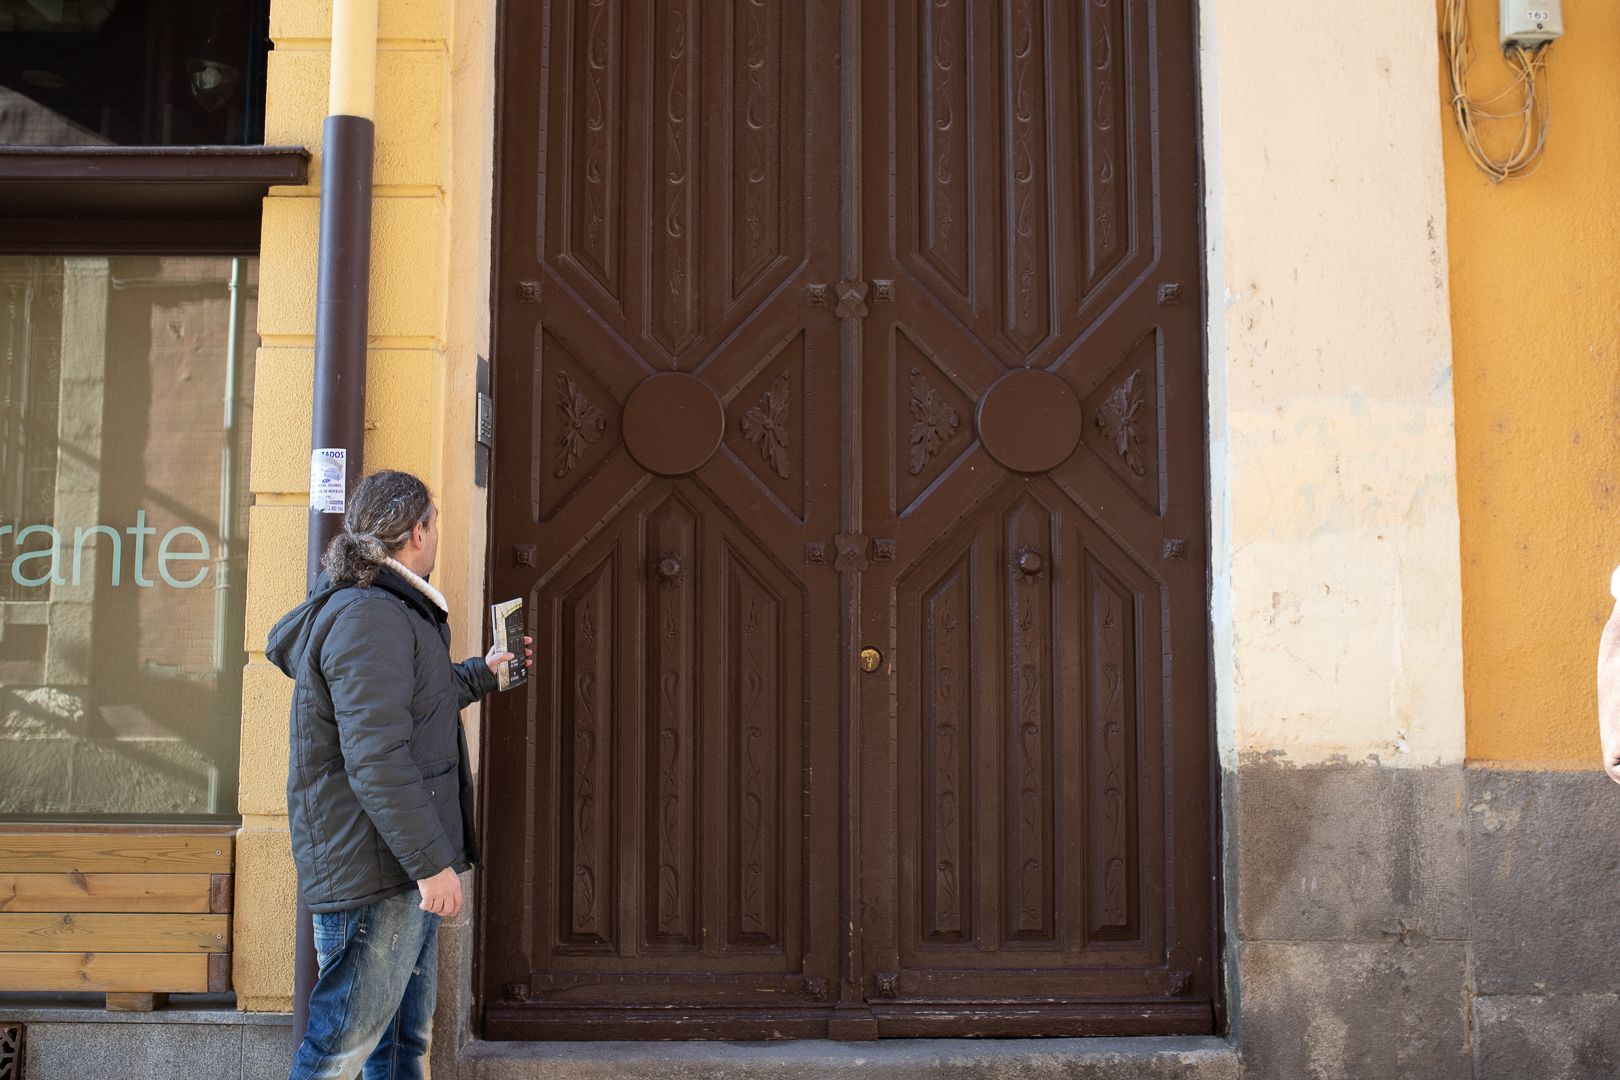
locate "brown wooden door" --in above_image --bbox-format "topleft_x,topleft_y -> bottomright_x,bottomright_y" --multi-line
850,0 -> 1214,1035
479,0 -> 845,1038
481,0 -> 1213,1040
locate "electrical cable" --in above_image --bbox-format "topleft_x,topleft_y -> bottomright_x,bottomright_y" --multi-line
1443,0 -> 1552,182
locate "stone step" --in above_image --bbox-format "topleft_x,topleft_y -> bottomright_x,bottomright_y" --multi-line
459,1036 -> 1241,1080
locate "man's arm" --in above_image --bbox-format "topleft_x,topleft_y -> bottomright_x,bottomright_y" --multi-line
1599,590 -> 1620,785
451,655 -> 499,710
325,601 -> 459,878
452,636 -> 534,707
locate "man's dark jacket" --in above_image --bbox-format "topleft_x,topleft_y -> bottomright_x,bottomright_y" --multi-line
266,566 -> 497,912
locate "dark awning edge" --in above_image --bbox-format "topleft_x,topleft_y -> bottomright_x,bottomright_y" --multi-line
0,145 -> 310,254
0,145 -> 310,184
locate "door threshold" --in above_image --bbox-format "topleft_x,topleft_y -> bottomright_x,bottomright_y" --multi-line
458,1035 -> 1239,1079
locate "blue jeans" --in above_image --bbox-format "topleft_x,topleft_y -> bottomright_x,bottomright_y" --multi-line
289,890 -> 439,1080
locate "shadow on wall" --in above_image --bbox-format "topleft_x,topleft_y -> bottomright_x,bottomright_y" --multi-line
0,670 -> 229,817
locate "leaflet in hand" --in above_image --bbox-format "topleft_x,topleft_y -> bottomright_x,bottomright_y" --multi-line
490,597 -> 527,691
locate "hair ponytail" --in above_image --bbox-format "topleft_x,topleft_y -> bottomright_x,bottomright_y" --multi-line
320,470 -> 433,588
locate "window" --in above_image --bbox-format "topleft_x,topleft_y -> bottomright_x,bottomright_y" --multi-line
0,0 -> 270,147
0,254 -> 256,820
0,1 -> 298,822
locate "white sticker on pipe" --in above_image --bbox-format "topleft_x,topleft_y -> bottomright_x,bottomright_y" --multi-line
311,448 -> 347,514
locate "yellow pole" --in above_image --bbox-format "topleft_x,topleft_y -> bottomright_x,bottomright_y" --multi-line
327,0 -> 379,120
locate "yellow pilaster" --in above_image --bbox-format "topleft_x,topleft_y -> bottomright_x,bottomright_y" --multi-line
237,0 -> 454,1011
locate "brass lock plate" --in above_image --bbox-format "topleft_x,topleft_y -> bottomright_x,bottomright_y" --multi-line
859,647 -> 882,673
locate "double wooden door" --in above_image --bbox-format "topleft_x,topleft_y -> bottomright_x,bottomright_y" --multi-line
480,0 -> 1214,1040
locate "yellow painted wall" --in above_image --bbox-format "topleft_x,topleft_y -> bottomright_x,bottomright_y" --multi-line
235,0 -> 485,1011
1442,0 -> 1620,767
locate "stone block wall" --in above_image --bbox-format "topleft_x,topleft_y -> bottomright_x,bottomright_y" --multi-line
1231,763 -> 1620,1079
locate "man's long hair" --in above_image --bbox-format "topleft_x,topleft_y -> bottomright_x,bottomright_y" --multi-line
321,470 -> 433,588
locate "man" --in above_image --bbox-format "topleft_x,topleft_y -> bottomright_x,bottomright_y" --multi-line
267,470 -> 531,1079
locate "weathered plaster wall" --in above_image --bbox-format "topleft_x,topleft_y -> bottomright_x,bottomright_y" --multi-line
1203,0 -> 1475,1074
1441,0 -> 1620,768
1207,0 -> 1467,771
235,0 -> 481,1012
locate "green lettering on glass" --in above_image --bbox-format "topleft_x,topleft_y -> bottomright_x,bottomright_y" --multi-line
127,510 -> 155,587
158,526 -> 210,588
12,524 -> 64,587
0,517 -> 211,589
73,525 -> 123,587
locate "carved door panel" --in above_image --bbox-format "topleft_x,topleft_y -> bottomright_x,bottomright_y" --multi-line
852,0 -> 1215,1035
484,0 -> 1214,1041
480,0 -> 846,1038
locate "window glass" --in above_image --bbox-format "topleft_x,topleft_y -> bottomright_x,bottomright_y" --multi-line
0,254 -> 255,821
0,0 -> 269,146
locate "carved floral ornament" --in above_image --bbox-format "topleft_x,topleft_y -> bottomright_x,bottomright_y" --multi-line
1094,368 -> 1147,478
740,373 -> 791,479
554,372 -> 607,479
909,367 -> 960,475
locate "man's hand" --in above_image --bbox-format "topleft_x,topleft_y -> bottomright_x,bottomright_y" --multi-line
485,635 -> 535,678
1599,597 -> 1620,785
417,866 -> 462,917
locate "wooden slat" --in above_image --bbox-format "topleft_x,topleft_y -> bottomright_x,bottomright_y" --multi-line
207,951 -> 232,993
106,992 -> 165,1011
0,913 -> 229,953
0,873 -> 214,913
0,824 -> 235,836
0,832 -> 232,873
0,951 -> 209,992
209,873 -> 233,914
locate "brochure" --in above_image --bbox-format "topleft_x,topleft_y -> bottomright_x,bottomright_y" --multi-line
490,597 -> 527,691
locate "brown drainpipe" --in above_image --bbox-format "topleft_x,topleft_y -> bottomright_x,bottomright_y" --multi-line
294,0 -> 378,1046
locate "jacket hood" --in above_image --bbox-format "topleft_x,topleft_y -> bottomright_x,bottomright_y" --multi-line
266,571 -> 347,678
266,567 -> 449,679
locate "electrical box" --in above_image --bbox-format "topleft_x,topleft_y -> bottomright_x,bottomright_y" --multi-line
1500,0 -> 1563,48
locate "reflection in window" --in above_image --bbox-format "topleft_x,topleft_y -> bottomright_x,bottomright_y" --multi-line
0,255 -> 255,820
0,0 -> 269,146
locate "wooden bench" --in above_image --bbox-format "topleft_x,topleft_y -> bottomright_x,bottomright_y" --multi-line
0,826 -> 233,1010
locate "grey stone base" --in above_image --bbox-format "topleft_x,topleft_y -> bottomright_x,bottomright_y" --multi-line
1467,769 -> 1620,1080
7,1009 -> 292,1080
1231,762 -> 1620,1080
1239,941 -> 1470,1079
1474,995 -> 1620,1079
458,1037 -> 1240,1079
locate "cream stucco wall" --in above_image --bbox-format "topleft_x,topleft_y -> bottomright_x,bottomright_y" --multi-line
236,0 -> 494,1011
1202,0 -> 1467,770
